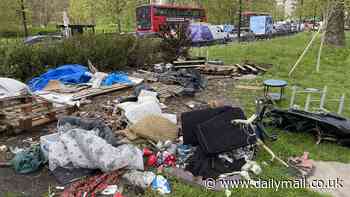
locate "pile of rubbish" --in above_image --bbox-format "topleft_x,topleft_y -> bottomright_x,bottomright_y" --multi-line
2,60 -> 349,197
29,64 -> 143,106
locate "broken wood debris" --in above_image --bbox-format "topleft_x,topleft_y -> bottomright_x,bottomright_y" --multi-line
72,84 -> 132,100
0,95 -> 75,134
235,85 -> 264,91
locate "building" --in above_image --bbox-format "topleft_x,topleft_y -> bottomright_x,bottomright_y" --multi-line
276,0 -> 298,18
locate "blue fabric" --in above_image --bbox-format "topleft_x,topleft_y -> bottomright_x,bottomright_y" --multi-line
189,24 -> 214,43
28,64 -> 91,92
101,72 -> 132,86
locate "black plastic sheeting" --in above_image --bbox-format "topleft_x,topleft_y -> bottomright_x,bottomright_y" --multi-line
269,109 -> 350,146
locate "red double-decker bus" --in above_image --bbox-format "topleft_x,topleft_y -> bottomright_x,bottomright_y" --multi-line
136,4 -> 207,35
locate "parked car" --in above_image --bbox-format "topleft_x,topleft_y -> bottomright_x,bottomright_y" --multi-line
24,35 -> 63,45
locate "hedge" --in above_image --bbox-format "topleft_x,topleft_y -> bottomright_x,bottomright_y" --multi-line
0,34 -> 165,81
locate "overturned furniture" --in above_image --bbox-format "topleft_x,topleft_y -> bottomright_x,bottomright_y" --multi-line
268,108 -> 350,146
0,95 -> 75,134
290,86 -> 345,115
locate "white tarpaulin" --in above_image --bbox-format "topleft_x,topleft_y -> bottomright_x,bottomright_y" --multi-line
0,77 -> 29,98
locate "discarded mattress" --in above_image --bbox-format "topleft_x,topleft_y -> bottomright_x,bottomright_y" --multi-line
269,109 -> 350,146
117,90 -> 177,124
49,117 -> 144,172
0,77 -> 29,98
28,64 -> 92,92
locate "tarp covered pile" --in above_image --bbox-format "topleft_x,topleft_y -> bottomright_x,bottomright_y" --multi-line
28,64 -> 133,92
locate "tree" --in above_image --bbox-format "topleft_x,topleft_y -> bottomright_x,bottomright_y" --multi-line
101,0 -> 129,33
0,0 -> 21,33
325,0 -> 346,47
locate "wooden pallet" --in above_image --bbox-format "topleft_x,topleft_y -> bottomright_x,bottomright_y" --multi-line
0,95 -> 75,134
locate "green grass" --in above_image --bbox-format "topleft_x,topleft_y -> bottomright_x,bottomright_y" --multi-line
150,33 -> 350,197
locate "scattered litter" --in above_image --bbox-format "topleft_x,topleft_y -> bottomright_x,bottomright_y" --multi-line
101,185 -> 120,195
0,145 -> 8,162
10,144 -> 46,174
0,145 -> 7,152
9,147 -> 25,154
151,175 -> 171,195
241,161 -> 262,175
122,170 -> 156,189
288,152 -> 314,177
90,72 -> 108,88
117,90 -> 176,124
55,186 -> 64,190
157,69 -> 207,96
62,171 -> 120,197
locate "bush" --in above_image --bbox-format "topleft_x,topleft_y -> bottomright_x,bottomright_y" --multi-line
0,34 -> 165,81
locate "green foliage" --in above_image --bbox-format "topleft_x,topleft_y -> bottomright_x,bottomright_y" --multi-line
0,34 -> 164,81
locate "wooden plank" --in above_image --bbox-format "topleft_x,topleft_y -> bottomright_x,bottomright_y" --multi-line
244,65 -> 259,73
236,85 -> 264,90
174,65 -> 205,69
248,64 -> 267,72
173,60 -> 206,65
72,84 -> 130,100
235,64 -> 247,71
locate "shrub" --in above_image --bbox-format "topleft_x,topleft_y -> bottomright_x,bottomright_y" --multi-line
0,34 -> 165,81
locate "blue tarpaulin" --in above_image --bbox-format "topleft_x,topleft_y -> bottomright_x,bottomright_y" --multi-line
101,72 -> 132,86
189,23 -> 214,43
28,64 -> 92,92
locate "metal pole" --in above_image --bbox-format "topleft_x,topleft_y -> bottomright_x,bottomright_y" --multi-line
338,94 -> 345,115
237,0 -> 242,42
305,93 -> 312,111
320,86 -> 327,110
290,86 -> 297,108
299,0 -> 304,32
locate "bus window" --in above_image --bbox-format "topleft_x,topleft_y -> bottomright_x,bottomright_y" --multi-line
155,7 -> 167,16
136,6 -> 151,30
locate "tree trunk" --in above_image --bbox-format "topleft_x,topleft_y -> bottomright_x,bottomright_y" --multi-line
325,1 -> 346,47
117,17 -> 122,33
20,0 -> 29,37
